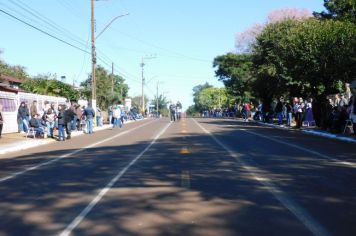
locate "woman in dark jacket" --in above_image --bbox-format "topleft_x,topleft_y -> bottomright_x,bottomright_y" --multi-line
17,102 -> 29,133
57,105 -> 66,141
0,104 -> 3,138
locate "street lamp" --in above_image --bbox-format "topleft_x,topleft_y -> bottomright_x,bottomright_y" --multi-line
91,0 -> 128,117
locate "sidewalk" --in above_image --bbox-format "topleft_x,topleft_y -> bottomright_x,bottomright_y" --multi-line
254,120 -> 356,144
0,119 -> 143,155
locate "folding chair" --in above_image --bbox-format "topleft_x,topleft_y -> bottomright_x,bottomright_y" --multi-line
26,127 -> 36,139
343,119 -> 353,134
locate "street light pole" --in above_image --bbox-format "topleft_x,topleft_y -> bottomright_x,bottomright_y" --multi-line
156,81 -> 159,118
141,58 -> 145,114
91,0 -> 128,110
111,62 -> 114,95
91,0 -> 96,110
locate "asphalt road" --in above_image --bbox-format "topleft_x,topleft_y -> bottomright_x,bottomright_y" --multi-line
0,118 -> 355,236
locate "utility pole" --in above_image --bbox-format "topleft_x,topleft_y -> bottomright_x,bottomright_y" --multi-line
156,81 -> 159,118
141,57 -> 145,114
111,62 -> 114,95
140,55 -> 156,115
91,0 -> 96,110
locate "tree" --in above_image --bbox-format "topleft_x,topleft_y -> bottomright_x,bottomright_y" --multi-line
150,94 -> 169,116
314,0 -> 356,23
235,8 -> 311,54
252,20 -> 299,102
191,83 -> 213,112
131,95 -> 149,111
213,53 -> 255,103
252,18 -> 356,127
195,87 -> 232,111
80,65 -> 129,109
186,105 -> 200,117
151,94 -> 169,111
21,75 -> 80,101
267,8 -> 312,23
0,51 -> 28,80
281,19 -> 356,98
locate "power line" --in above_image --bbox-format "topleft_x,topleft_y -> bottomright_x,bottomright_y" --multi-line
7,0 -> 90,50
0,8 -> 90,54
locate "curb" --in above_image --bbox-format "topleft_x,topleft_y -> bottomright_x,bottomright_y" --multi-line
254,120 -> 356,144
0,119 -> 145,156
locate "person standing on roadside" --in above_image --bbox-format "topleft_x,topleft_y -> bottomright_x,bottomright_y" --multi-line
108,105 -> 113,125
45,109 -> 56,138
0,104 -> 3,138
169,103 -> 176,122
349,81 -> 356,135
64,105 -> 76,139
120,105 -> 126,126
17,102 -> 29,133
275,98 -> 284,125
30,100 -> 38,118
96,106 -> 102,127
294,98 -> 305,129
57,105 -> 66,141
285,101 -> 293,127
83,104 -> 95,134
112,104 -> 122,128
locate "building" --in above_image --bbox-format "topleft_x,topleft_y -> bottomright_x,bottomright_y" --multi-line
0,74 -> 66,134
0,74 -> 23,93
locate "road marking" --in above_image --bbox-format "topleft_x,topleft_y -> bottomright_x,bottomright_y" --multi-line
192,119 -> 330,236
59,121 -> 171,236
0,119 -> 157,183
241,129 -> 356,168
181,170 -> 191,188
180,147 -> 190,154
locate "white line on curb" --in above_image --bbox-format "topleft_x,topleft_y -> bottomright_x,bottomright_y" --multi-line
192,118 -> 330,236
0,119 -> 156,183
59,121 -> 171,236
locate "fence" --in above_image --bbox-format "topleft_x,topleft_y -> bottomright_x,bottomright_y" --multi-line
0,91 -> 66,134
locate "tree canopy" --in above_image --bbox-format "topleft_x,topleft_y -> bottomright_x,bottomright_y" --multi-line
0,51 -> 28,80
189,82 -> 233,114
213,53 -> 255,103
80,65 -> 129,109
252,18 -> 356,101
21,74 -> 80,101
314,0 -> 356,23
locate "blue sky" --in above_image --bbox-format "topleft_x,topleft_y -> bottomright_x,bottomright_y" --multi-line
0,0 -> 325,109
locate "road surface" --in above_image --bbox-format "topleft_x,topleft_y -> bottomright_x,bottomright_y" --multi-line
0,118 -> 355,236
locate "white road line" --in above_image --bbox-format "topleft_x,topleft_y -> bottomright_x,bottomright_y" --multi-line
241,129 -> 356,168
0,119 -> 157,183
192,118 -> 330,236
59,121 -> 171,236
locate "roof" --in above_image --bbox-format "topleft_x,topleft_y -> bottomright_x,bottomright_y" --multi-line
0,84 -> 20,93
0,75 -> 23,84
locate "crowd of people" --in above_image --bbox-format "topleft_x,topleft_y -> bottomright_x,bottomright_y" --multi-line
257,95 -> 356,135
17,100 -> 98,141
200,93 -> 356,135
169,101 -> 182,122
14,100 -> 141,141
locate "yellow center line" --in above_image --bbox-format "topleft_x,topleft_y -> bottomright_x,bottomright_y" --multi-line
180,146 -> 190,154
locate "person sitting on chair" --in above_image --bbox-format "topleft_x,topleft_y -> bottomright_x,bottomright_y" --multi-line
29,114 -> 45,137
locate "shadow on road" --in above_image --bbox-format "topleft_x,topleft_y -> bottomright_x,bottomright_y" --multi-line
0,118 -> 355,235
